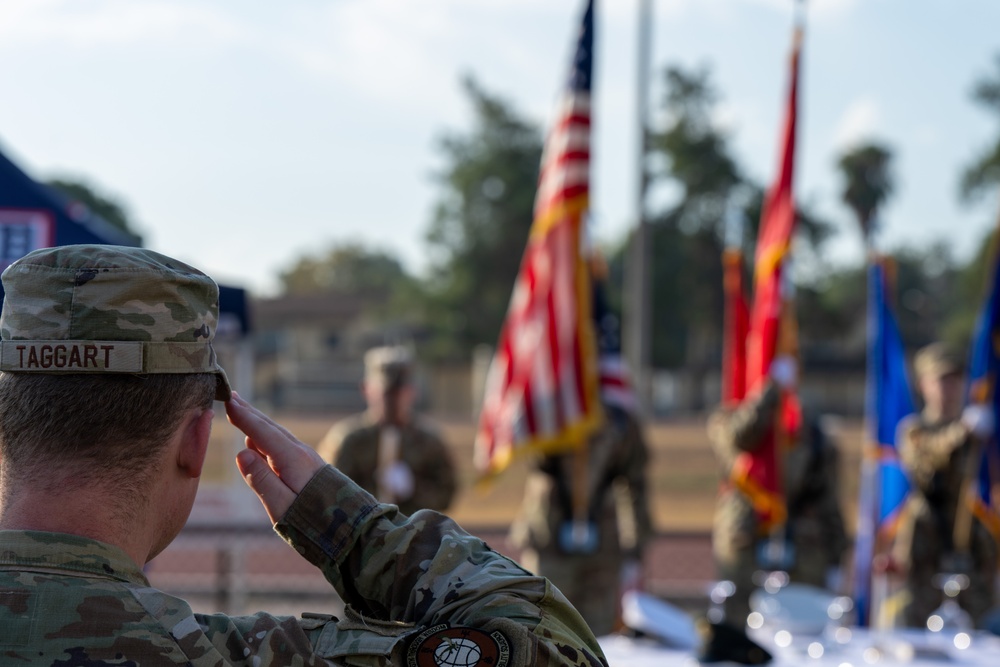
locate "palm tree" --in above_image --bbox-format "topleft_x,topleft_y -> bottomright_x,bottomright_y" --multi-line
836,142 -> 895,247
961,54 -> 1000,203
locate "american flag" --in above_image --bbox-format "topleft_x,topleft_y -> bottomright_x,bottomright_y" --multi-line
591,256 -> 638,414
474,0 -> 602,478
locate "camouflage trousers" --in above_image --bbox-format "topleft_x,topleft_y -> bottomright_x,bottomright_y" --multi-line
519,548 -> 624,637
713,541 -> 756,627
900,518 -> 998,628
713,535 -> 830,628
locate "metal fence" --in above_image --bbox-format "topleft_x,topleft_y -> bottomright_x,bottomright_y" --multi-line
146,522 -> 716,617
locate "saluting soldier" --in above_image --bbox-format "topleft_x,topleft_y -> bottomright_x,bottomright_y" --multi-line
318,345 -> 458,516
0,245 -> 605,666
707,357 -> 848,626
893,342 -> 998,627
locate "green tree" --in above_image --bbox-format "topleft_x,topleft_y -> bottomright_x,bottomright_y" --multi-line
637,66 -> 744,373
942,228 -> 997,350
45,178 -> 143,244
422,77 -> 543,359
278,242 -> 412,296
961,54 -> 1000,202
276,242 -> 426,347
796,141 -> 895,364
836,142 -> 895,244
951,53 -> 1000,350
892,242 -> 960,350
798,242 -> 960,356
622,64 -> 831,377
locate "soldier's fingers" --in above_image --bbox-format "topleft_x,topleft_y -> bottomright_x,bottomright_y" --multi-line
226,393 -> 325,493
236,447 -> 296,524
226,393 -> 298,446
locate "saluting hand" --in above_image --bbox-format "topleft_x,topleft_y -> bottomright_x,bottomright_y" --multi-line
225,392 -> 326,524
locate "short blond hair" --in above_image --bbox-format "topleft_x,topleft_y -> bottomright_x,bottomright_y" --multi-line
0,373 -> 215,492
914,342 -> 963,379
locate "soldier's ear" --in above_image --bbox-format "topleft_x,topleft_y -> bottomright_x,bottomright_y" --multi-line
177,408 -> 213,479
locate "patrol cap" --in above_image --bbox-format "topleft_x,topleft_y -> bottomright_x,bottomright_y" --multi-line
364,345 -> 412,391
914,342 -> 963,379
0,244 -> 231,401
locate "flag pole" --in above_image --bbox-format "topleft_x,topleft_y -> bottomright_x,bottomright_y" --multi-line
957,182 -> 1000,556
853,240 -> 880,627
624,0 -> 652,417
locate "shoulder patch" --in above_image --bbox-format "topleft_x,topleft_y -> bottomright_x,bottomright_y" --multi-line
406,625 -> 510,667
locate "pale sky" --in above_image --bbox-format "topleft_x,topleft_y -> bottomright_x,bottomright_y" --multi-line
0,0 -> 997,297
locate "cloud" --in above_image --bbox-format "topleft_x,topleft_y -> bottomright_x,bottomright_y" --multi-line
0,0 -> 245,48
832,97 -> 881,150
0,0 -> 473,115
271,2 -> 455,100
739,0 -> 860,20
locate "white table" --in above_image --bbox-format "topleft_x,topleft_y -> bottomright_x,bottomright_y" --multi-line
599,627 -> 1000,666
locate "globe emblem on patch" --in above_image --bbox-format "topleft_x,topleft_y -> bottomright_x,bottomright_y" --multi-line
408,625 -> 509,667
434,637 -> 481,666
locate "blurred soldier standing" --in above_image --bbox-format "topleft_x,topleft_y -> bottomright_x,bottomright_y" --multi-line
318,345 -> 457,516
894,342 -> 998,627
510,403 -> 653,637
509,263 -> 653,637
707,357 -> 848,626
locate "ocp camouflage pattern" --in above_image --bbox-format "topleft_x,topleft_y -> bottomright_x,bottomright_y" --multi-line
0,465 -> 607,666
0,244 -> 230,398
510,404 -> 653,636
894,412 -> 998,627
707,382 -> 847,624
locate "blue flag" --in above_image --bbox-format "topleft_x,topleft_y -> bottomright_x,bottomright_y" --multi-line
852,260 -> 915,626
966,237 -> 1000,540
870,262 -> 915,532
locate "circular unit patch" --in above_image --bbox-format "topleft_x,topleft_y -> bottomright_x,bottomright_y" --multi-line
407,625 -> 510,667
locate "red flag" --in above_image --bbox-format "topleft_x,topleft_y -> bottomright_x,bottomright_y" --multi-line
722,248 -> 749,406
731,26 -> 803,533
474,0 -> 602,478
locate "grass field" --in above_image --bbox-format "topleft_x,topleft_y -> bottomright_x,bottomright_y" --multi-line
204,409 -> 866,533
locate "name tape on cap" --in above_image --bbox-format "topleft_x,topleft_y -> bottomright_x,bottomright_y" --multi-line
0,341 -> 143,372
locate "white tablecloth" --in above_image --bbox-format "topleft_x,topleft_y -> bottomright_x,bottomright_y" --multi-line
599,627 -> 1000,666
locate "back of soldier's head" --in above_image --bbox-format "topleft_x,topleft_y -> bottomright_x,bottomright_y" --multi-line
0,245 -> 230,487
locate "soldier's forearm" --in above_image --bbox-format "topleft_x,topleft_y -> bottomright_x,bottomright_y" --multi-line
900,421 -> 971,485
727,383 -> 780,451
277,465 -> 607,666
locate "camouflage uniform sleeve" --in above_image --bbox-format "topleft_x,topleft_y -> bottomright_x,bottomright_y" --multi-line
408,420 -> 459,512
898,415 -> 971,492
707,382 -> 780,459
277,465 -> 607,667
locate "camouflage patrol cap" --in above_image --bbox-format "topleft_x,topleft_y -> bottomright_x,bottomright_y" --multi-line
364,345 -> 412,391
0,244 -> 231,401
914,342 -> 963,379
